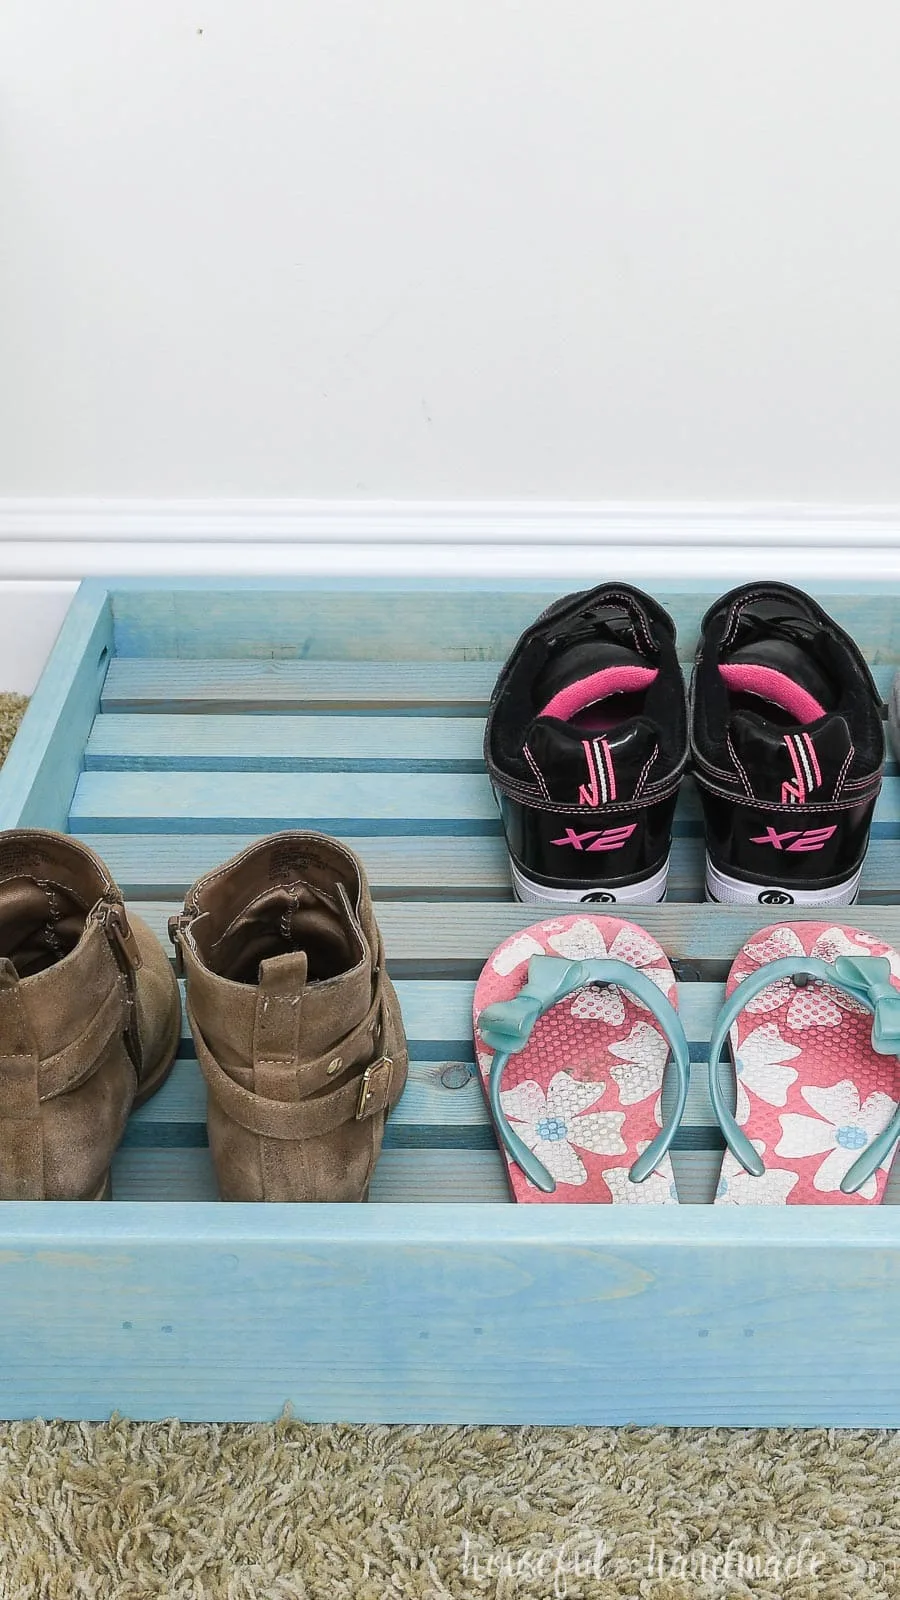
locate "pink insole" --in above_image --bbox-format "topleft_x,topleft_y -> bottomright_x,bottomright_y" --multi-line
540,666 -> 657,722
719,663 -> 825,724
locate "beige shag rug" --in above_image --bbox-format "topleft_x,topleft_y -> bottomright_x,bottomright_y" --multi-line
0,1420 -> 898,1599
0,695 -> 28,769
0,700 -> 897,1599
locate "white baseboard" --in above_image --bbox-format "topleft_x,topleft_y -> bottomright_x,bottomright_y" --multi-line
1,498 -> 898,689
1,498 -> 900,577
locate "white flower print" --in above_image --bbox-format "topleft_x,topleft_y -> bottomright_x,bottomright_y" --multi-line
715,1146 -> 799,1206
602,1146 -> 678,1205
570,984 -> 627,1027
491,933 -> 545,977
775,1081 -> 897,1200
727,1022 -> 801,1126
607,1022 -> 670,1109
546,921 -> 674,1021
499,1070 -> 626,1187
734,927 -> 870,1030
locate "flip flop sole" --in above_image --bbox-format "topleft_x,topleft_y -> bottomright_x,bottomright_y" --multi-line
473,915 -> 680,1204
715,921 -> 900,1205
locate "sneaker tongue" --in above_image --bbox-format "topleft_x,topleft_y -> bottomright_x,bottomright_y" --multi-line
526,715 -> 659,807
727,711 -> 852,804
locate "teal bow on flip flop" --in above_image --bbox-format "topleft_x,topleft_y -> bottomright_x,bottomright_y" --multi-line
708,953 -> 900,1196
832,956 -> 900,1056
478,954 -> 691,1194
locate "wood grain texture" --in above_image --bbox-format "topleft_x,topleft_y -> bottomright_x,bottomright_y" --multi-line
71,829 -> 900,903
128,898 -> 900,981
63,767 -> 900,841
4,1202 -> 900,1422
0,581 -> 112,830
107,584 -> 900,664
85,713 -> 487,771
101,657 -> 895,713
85,709 -> 900,778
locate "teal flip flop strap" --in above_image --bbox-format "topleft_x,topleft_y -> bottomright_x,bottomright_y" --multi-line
708,953 -> 900,1195
477,954 -> 691,1194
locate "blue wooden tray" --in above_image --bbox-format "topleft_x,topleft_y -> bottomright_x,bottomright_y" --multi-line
1,576 -> 899,1425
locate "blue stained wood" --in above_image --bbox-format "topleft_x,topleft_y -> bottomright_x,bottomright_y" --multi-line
162,978 -> 727,1066
128,898 -> 900,977
66,765 -> 900,839
107,582 -> 900,664
3,576 -> 900,1427
84,709 -> 900,780
85,714 -> 486,772
126,981 -> 733,1154
102,659 -> 499,713
0,582 -> 112,830
100,657 -> 896,713
70,770 -> 502,833
71,830 -> 900,903
5,1202 -> 900,1423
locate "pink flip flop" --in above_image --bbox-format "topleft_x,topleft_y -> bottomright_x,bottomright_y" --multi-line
472,915 -> 690,1204
711,922 -> 900,1205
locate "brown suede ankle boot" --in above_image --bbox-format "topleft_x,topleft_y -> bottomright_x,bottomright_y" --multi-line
0,830 -> 181,1200
170,833 -> 408,1202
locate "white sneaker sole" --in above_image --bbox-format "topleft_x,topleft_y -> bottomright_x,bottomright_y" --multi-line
510,855 -> 670,906
705,855 -> 862,907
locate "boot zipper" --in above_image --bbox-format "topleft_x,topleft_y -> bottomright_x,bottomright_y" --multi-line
94,901 -> 145,1073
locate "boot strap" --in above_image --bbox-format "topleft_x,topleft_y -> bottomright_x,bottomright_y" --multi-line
189,1003 -> 398,1142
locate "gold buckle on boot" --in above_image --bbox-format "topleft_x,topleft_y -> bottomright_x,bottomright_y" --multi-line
356,1057 -> 394,1120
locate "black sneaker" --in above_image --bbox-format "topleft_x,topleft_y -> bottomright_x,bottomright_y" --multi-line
484,584 -> 688,904
691,582 -> 884,906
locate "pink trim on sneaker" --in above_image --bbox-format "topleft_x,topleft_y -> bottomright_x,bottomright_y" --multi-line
539,666 -> 657,722
719,663 -> 826,723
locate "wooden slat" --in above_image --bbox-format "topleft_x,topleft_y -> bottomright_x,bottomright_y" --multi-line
74,831 -> 514,898
85,714 -> 486,772
70,770 -> 502,833
126,981 -> 734,1148
130,899 -> 900,979
85,708 -> 900,778
64,767 -> 900,839
100,657 -> 896,713
107,583 -> 900,664
102,660 -> 498,713
110,1147 -> 514,1204
162,976 -> 721,1061
71,829 -> 900,903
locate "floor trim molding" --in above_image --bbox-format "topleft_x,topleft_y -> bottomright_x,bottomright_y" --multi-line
1,498 -> 899,580
1,499 -> 898,688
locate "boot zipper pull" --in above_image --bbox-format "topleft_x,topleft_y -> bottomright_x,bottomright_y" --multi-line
167,913 -> 191,977
98,902 -> 144,972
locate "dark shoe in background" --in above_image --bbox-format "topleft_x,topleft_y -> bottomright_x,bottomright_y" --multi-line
691,583 -> 884,906
171,832 -> 408,1201
0,830 -> 180,1198
484,584 -> 688,904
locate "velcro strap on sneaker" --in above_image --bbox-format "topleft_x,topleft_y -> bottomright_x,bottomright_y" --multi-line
190,1004 -> 395,1141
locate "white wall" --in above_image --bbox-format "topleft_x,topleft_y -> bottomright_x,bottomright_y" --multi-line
3,0 -> 900,503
